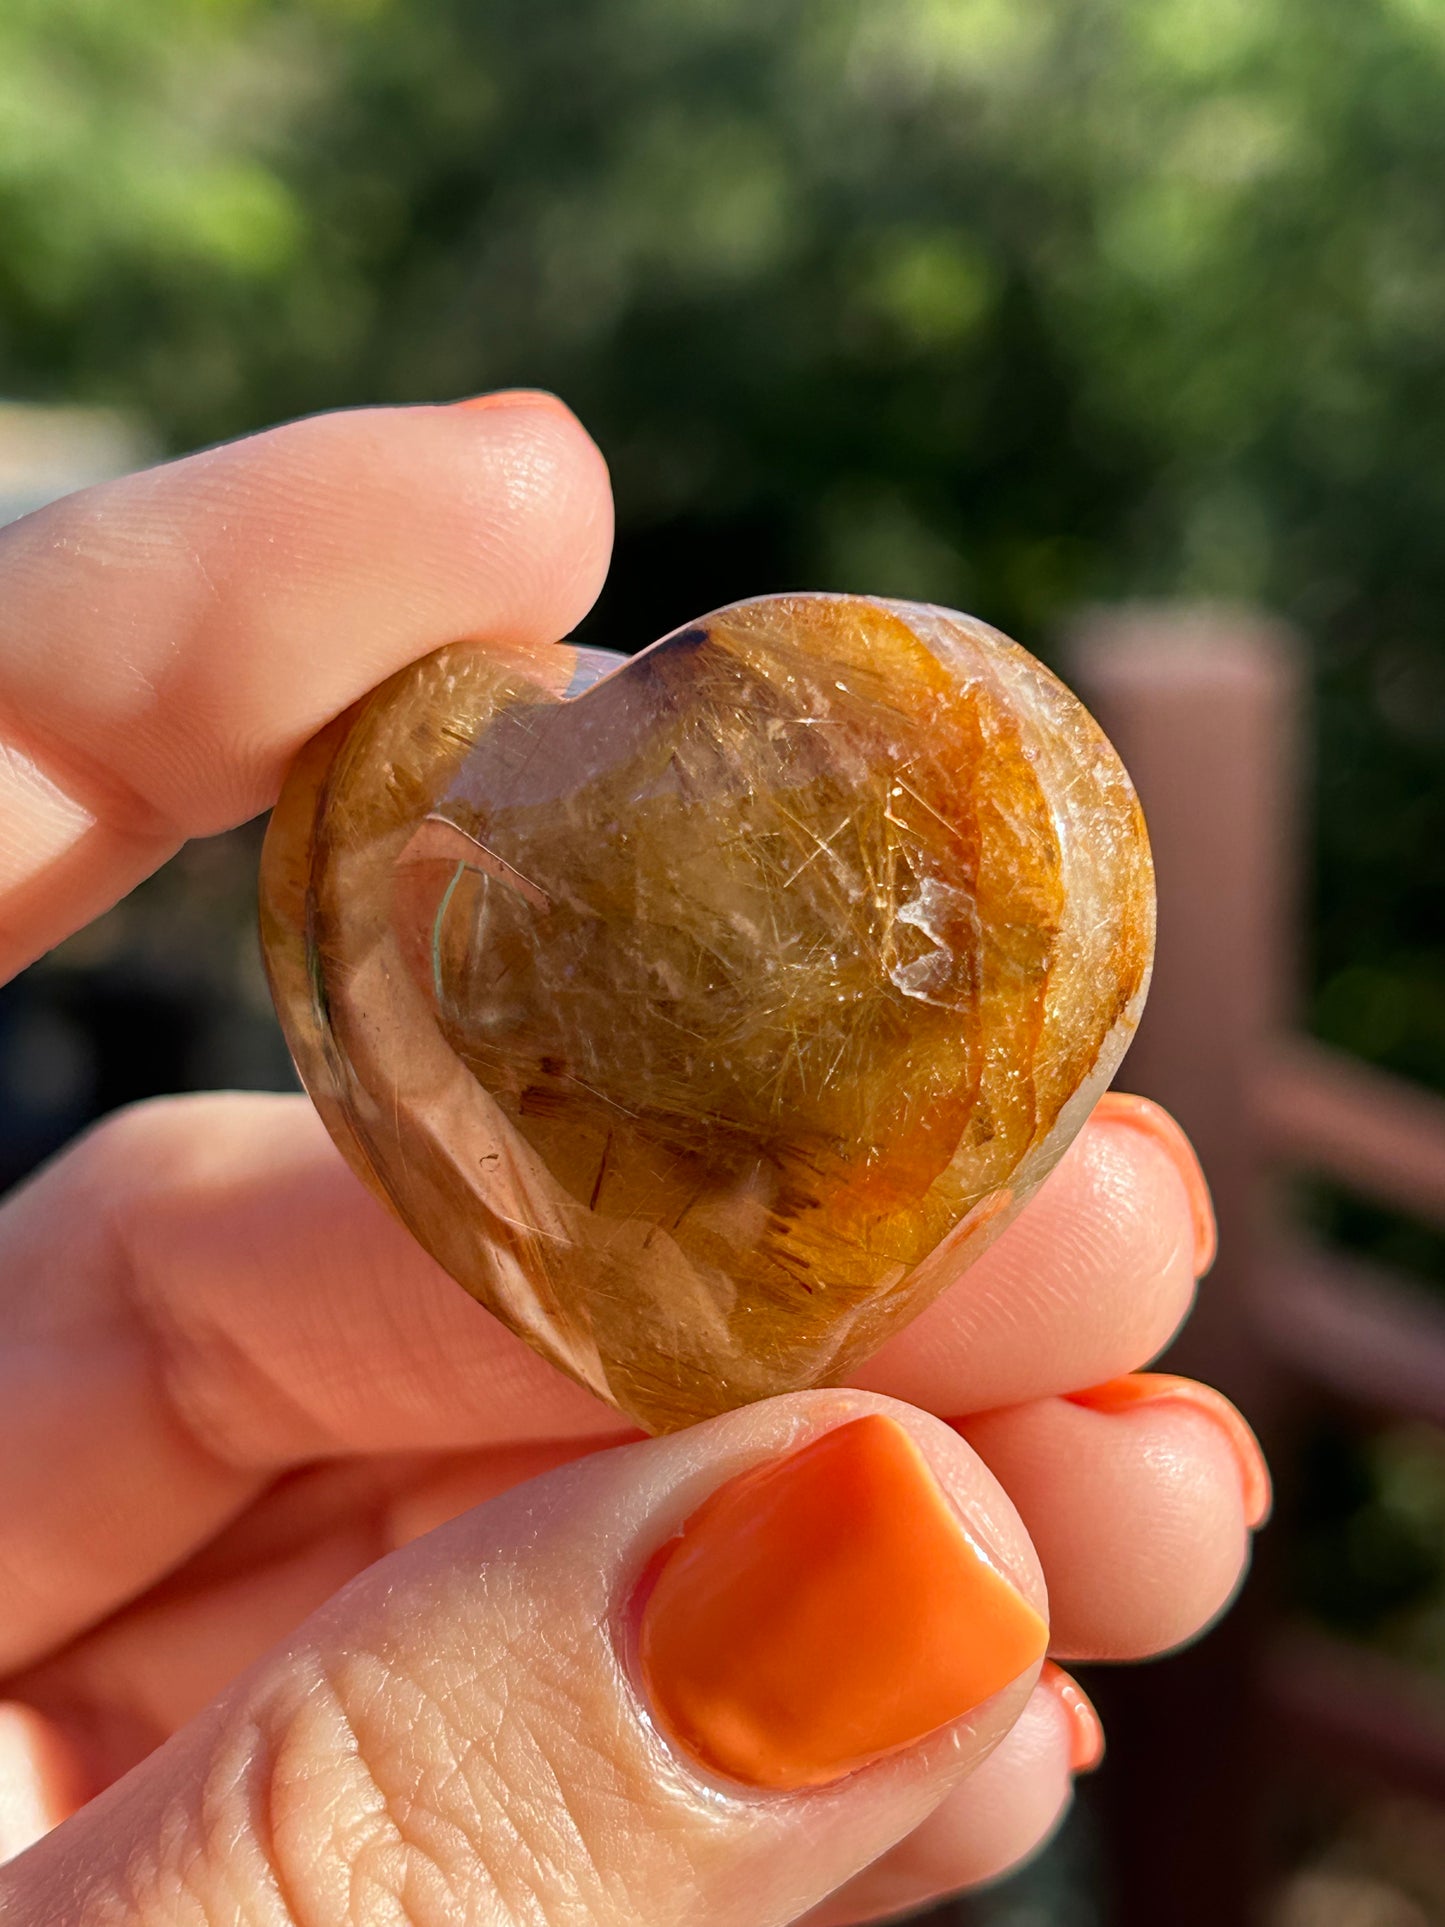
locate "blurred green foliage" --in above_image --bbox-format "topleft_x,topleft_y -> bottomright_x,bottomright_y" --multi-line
1,0 -> 1442,1103
1297,1421 -> 1445,1667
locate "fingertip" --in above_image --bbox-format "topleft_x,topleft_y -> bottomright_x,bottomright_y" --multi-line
636,1411 -> 1049,1791
1090,1092 -> 1216,1278
960,1393 -> 1253,1663
0,392 -> 618,849
417,389 -> 617,700
383,390 -> 615,656
1065,1374 -> 1272,1531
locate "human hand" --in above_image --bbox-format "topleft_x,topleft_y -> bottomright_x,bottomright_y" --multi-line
0,395 -> 1267,1926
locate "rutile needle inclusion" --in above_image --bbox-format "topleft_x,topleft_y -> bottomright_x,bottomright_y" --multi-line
261,594 -> 1154,1432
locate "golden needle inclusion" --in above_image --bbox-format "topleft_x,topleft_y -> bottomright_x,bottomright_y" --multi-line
261,595 -> 1154,1432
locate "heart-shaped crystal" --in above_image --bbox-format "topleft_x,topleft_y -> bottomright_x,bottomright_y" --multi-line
261,595 -> 1153,1431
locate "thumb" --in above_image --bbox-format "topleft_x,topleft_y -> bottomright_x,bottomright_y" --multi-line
0,1392 -> 1048,1927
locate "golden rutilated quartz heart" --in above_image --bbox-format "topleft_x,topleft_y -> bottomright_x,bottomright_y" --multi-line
260,594 -> 1154,1432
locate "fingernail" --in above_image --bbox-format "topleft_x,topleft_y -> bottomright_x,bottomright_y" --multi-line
451,388 -> 572,416
1065,1373 -> 1272,1528
637,1414 -> 1049,1791
1094,1092 -> 1217,1276
1040,1663 -> 1105,1773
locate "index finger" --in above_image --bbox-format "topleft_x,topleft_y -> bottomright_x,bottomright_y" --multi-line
0,394 -> 614,978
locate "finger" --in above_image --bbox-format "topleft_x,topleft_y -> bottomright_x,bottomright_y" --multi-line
0,392 -> 613,976
5,1442 -> 620,1789
957,1377 -> 1270,1661
0,1394 -> 1049,1927
853,1091 -> 1211,1412
27,1539 -> 1086,1919
0,1093 -> 628,1672
0,1705 -> 83,1866
803,1666 -> 1098,1925
0,1092 -> 1202,1672
28,1373 -> 1252,1800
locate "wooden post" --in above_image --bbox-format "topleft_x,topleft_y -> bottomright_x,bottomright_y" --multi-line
1066,604 -> 1306,1926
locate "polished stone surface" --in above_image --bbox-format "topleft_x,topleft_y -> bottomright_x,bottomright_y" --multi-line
261,595 -> 1154,1431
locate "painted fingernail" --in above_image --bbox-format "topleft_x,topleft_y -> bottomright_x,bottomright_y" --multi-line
1066,1373 -> 1272,1528
1040,1662 -> 1105,1773
1094,1091 -> 1217,1276
452,388 -> 572,415
637,1414 -> 1049,1791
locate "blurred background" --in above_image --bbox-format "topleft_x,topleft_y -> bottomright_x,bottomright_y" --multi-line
2,1 -> 1444,1921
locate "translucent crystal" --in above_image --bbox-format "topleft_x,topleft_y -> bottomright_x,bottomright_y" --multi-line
260,595 -> 1154,1432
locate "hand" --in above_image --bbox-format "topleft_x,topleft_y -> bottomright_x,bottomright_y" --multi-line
0,395 -> 1266,1927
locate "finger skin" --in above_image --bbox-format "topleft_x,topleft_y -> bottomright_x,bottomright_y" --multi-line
854,1107 -> 1201,1413
0,1705 -> 84,1865
4,1443 -> 619,1794
0,397 -> 613,976
0,1092 -> 1199,1673
803,1682 -> 1076,1925
958,1393 -> 1255,1661
0,1393 -> 1046,1927
0,1095 -> 619,1674
8,1386 -> 1249,1799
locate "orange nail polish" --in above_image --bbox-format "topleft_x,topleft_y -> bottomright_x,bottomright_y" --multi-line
1066,1373 -> 1272,1528
1040,1662 -> 1104,1773
637,1414 -> 1049,1791
1094,1091 -> 1217,1276
452,388 -> 571,415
